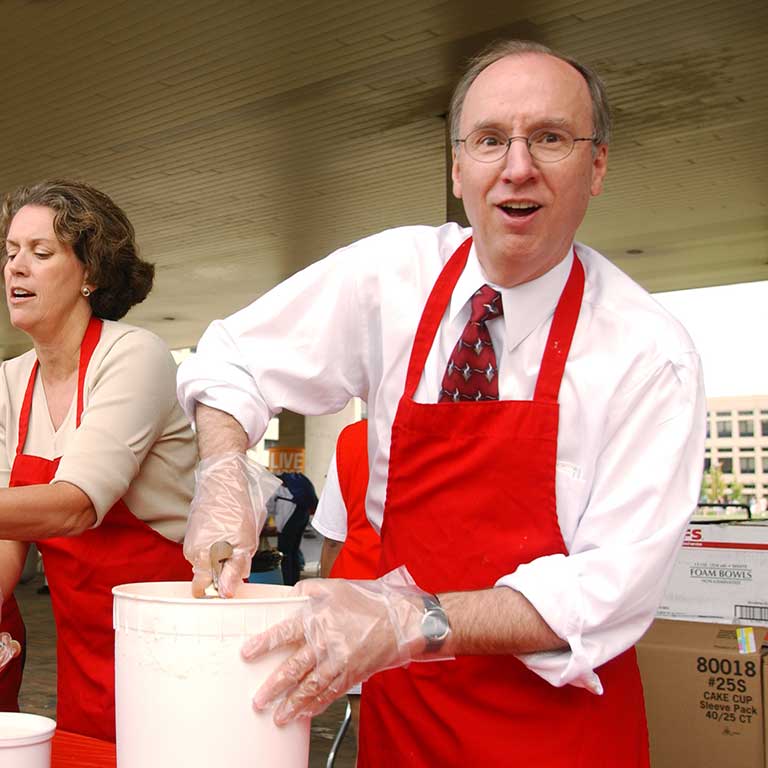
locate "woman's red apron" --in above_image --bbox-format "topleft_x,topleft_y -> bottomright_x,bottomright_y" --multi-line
9,315 -> 191,741
358,239 -> 649,767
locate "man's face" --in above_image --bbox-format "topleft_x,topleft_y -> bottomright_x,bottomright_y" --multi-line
452,53 -> 608,285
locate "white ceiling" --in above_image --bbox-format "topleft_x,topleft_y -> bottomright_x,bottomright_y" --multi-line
1,0 -> 766,359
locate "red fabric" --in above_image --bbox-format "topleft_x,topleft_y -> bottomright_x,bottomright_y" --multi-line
439,283 -> 503,402
328,420 -> 380,580
10,316 -> 192,742
0,594 -> 25,711
52,729 -> 116,768
358,239 -> 649,767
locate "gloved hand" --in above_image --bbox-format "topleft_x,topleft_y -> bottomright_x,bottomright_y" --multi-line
0,592 -> 21,672
184,452 -> 282,598
242,566 -> 453,724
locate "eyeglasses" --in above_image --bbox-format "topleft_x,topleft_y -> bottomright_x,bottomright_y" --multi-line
454,127 -> 597,163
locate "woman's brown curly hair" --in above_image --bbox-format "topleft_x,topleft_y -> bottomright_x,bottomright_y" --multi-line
0,179 -> 154,320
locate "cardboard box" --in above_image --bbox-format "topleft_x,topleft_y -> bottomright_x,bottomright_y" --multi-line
656,522 -> 768,625
637,620 -> 768,768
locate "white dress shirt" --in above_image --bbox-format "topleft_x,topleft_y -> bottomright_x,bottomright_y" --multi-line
177,223 -> 706,691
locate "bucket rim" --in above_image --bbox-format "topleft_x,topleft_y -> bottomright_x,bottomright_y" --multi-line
112,581 -> 309,605
0,712 -> 56,748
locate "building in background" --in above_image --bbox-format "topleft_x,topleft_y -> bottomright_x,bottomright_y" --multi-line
704,395 -> 768,512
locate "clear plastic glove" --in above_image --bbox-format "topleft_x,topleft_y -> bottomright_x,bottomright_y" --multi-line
242,566 -> 453,724
184,452 -> 282,598
0,592 -> 21,672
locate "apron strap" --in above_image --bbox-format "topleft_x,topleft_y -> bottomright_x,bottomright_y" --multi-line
16,315 -> 104,453
16,361 -> 39,456
402,237 -> 472,398
76,316 -> 104,427
533,253 -> 585,403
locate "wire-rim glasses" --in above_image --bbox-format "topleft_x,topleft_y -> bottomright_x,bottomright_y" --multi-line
454,127 -> 597,163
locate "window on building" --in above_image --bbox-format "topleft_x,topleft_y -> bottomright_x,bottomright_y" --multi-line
739,420 -> 755,437
706,421 -> 711,438
763,456 -> 768,474
738,410 -> 753,416
716,411 -> 731,417
740,456 -> 756,474
720,457 -> 733,473
717,420 -> 732,438
762,419 -> 768,437
703,457 -> 711,471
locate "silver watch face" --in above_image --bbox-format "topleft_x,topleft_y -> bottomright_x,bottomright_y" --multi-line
422,608 -> 450,642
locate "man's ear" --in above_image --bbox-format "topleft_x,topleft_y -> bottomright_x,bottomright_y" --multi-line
590,144 -> 609,197
451,147 -> 463,199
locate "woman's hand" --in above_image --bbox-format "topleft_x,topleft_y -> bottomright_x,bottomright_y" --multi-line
0,590 -> 21,671
0,631 -> 20,671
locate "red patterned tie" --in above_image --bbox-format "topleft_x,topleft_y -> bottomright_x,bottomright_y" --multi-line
439,284 -> 504,403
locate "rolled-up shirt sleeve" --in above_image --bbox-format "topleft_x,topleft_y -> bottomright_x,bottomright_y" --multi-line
497,350 -> 706,692
177,245 -> 370,447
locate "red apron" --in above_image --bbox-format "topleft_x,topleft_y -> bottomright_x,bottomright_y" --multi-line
358,239 -> 649,767
329,420 -> 380,581
10,316 -> 191,741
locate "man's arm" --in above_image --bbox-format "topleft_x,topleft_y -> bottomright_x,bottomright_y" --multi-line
184,404 -> 273,597
439,587 -> 565,656
195,403 -> 248,459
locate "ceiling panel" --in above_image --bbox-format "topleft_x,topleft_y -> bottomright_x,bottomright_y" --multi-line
1,0 -> 766,358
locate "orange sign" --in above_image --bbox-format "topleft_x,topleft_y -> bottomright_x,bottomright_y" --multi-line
267,447 -> 305,474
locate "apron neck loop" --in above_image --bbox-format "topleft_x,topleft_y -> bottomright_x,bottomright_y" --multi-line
16,315 -> 104,453
402,239 -> 584,405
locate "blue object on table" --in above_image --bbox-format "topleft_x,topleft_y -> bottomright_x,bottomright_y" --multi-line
248,568 -> 284,585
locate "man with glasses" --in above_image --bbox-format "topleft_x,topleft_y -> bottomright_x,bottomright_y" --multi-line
178,39 -> 705,765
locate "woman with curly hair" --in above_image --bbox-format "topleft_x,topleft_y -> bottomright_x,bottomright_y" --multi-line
0,180 -> 196,741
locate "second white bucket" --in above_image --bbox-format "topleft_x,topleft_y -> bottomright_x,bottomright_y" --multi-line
113,582 -> 310,768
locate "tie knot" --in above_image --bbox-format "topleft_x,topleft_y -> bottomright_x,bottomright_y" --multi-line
469,284 -> 503,324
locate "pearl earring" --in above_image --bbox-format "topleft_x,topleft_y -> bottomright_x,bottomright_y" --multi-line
81,286 -> 91,297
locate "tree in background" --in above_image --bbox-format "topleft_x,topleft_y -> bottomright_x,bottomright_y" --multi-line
700,462 -> 743,503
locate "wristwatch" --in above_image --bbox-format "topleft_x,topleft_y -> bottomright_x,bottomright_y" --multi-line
421,594 -> 451,653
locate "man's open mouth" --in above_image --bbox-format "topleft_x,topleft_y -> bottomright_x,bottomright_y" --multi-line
499,202 -> 541,217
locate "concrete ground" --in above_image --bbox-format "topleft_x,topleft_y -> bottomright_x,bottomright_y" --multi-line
14,532 -> 356,768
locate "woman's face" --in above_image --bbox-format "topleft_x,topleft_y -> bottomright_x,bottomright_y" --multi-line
3,205 -> 90,339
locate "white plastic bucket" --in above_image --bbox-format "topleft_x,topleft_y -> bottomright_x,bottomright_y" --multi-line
112,582 -> 310,768
0,712 -> 56,768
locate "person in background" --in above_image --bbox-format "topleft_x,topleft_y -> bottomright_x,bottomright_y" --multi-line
312,419 -> 380,746
177,40 -> 706,765
314,420 -> 379,583
0,180 -> 196,740
276,472 -> 318,586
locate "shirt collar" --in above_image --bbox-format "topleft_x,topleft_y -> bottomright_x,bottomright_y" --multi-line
450,242 -> 575,352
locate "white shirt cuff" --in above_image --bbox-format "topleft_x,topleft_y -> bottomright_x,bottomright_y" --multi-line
496,556 -> 603,694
